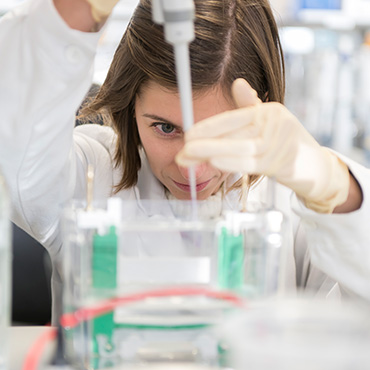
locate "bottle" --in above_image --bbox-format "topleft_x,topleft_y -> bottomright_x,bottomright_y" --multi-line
0,173 -> 11,370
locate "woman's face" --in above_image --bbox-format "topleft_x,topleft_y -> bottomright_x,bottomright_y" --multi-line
135,80 -> 233,200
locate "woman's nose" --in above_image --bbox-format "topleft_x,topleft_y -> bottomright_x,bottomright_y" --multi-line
178,163 -> 208,181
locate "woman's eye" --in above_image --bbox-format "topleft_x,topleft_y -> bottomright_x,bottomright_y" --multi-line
152,122 -> 178,136
159,123 -> 175,134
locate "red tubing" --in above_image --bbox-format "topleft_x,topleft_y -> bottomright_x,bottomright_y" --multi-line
60,287 -> 245,329
22,327 -> 57,370
23,286 -> 245,370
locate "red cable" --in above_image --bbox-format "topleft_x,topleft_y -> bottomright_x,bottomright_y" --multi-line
22,326 -> 57,370
60,287 -> 245,328
23,287 -> 245,370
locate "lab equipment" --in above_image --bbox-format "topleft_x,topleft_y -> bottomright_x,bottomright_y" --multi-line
218,207 -> 288,297
61,188 -> 289,369
59,6 -> 292,357
152,0 -> 198,213
62,198 -> 232,369
218,177 -> 288,297
0,174 -> 11,370
218,299 -> 370,370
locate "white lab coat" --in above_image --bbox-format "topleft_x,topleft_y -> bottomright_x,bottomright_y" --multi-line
1,0 -> 370,323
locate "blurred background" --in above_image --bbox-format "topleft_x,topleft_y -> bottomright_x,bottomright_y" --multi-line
2,0 -> 370,163
1,0 -> 370,325
272,0 -> 370,166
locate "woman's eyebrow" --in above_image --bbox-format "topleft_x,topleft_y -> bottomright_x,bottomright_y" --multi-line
142,113 -> 182,130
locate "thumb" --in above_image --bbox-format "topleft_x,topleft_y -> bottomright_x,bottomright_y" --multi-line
231,78 -> 261,108
86,0 -> 120,22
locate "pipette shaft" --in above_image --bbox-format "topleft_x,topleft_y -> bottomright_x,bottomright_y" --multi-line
152,0 -> 198,215
173,43 -> 198,214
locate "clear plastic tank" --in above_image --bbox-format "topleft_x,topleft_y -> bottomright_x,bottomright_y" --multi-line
61,198 -> 289,369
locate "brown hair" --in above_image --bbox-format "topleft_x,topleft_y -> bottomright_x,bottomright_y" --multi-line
82,0 -> 285,192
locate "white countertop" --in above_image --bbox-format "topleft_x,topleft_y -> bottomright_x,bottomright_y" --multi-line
9,326 -> 55,370
8,326 -> 218,370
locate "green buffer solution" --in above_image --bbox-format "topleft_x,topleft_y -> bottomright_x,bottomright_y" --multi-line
218,226 -> 245,291
92,225 -> 118,367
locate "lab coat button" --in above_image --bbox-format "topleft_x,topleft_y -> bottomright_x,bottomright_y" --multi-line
65,45 -> 82,64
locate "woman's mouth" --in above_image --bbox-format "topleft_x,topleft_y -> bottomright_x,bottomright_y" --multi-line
172,179 -> 212,193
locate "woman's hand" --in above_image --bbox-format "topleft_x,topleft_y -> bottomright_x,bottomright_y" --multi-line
176,79 -> 355,214
85,0 -> 121,23
53,0 -> 120,31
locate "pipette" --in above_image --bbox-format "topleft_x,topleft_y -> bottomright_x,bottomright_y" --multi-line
152,0 -> 198,218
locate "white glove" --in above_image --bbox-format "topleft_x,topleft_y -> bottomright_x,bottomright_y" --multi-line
86,0 -> 120,23
176,79 -> 350,214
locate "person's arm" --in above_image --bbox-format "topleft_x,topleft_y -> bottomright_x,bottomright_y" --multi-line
176,78 -> 351,215
291,155 -> 370,301
0,0 -> 102,251
176,78 -> 370,300
53,0 -> 98,32
53,0 -> 120,32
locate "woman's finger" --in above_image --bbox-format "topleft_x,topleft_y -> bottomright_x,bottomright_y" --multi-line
231,78 -> 262,108
186,105 -> 259,141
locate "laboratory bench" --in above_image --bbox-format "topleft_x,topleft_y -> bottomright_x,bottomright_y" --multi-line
8,326 -> 217,370
8,326 -> 55,370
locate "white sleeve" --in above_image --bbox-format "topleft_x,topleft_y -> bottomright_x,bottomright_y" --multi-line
292,155 -> 370,301
0,0 -> 101,252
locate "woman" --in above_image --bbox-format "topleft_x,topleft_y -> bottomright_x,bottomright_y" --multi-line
0,0 -> 369,323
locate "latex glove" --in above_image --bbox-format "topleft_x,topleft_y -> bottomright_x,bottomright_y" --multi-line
86,0 -> 120,23
176,79 -> 350,214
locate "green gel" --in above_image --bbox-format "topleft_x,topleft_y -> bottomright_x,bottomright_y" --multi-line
218,226 -> 244,291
